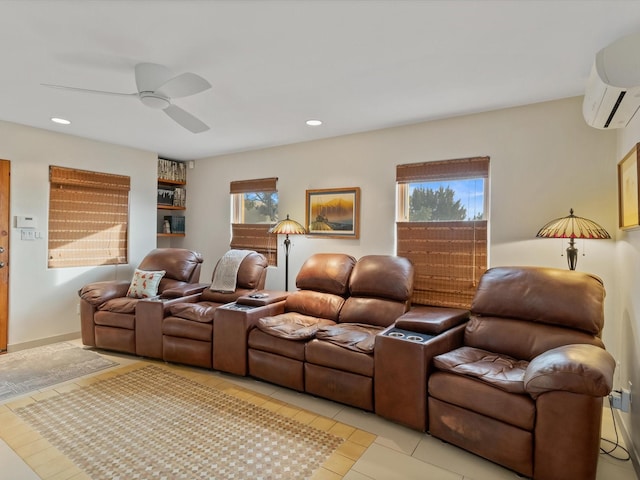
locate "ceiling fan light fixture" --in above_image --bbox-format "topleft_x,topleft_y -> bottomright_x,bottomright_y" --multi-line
139,92 -> 171,110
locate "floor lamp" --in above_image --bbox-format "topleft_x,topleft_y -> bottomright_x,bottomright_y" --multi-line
269,214 -> 306,290
536,208 -> 610,270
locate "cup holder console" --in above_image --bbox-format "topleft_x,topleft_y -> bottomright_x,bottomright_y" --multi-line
383,328 -> 434,344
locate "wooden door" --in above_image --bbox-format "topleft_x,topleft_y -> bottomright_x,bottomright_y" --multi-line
0,160 -> 8,353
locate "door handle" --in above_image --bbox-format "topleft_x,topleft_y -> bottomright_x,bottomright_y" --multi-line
0,261 -> 4,268
0,246 -> 4,253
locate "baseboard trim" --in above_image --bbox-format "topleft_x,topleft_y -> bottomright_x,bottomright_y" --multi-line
613,408 -> 639,477
7,332 -> 81,353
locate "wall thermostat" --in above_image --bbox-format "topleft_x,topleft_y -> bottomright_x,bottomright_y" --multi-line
16,215 -> 37,228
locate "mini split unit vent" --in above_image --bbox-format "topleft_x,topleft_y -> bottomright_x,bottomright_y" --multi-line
583,31 -> 640,129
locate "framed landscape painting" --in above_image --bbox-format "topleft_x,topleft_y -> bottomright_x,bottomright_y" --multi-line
618,143 -> 640,230
305,187 -> 360,238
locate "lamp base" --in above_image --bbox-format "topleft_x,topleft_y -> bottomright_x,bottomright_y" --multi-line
566,239 -> 578,271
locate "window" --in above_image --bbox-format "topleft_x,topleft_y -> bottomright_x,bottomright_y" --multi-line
48,166 -> 130,268
396,157 -> 489,309
230,177 -> 278,266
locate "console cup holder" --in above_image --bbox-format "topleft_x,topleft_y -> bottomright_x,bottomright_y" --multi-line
383,328 -> 433,344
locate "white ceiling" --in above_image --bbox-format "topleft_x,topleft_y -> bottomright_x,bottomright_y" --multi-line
1,1 -> 640,161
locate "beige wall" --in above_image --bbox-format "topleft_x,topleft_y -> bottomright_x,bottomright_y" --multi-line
0,120 -> 158,347
185,95 -> 618,342
615,117 -> 640,465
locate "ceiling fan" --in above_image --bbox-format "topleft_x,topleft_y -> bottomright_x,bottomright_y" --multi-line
42,63 -> 212,133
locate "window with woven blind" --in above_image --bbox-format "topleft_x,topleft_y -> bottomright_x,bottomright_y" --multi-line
396,157 -> 489,309
230,177 -> 278,266
48,166 -> 130,268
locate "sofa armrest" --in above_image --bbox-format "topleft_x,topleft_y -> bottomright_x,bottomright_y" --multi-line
161,282 -> 210,298
524,344 -> 615,399
395,305 -> 469,335
78,280 -> 130,306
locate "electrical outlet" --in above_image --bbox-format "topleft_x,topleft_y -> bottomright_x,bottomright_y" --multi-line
610,389 -> 631,412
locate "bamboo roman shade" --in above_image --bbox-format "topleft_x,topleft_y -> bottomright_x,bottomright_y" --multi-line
48,166 -> 130,268
230,177 -> 278,266
230,177 -> 277,194
396,156 -> 489,182
396,157 -> 489,309
230,224 -> 277,266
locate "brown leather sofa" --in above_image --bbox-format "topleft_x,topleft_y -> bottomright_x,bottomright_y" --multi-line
427,266 -> 616,480
248,253 -> 357,391
248,253 -> 415,411
159,251 -> 268,368
79,248 -> 203,355
304,255 -> 414,410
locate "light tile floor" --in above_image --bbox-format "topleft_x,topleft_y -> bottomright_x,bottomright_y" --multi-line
0,339 -> 637,480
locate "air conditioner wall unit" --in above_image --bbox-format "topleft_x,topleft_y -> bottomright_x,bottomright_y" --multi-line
583,31 -> 640,129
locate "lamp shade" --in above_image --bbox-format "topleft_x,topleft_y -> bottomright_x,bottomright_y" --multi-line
536,209 -> 610,240
269,214 -> 306,235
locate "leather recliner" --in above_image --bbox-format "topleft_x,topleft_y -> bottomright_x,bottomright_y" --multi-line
249,253 -> 414,411
427,266 -> 616,480
79,248 -> 203,355
247,253 -> 357,391
304,254 -> 414,410
160,251 -> 268,368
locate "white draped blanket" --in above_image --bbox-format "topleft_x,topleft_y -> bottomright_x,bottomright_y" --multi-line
210,249 -> 253,292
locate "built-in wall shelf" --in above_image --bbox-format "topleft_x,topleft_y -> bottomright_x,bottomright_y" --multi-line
157,158 -> 187,238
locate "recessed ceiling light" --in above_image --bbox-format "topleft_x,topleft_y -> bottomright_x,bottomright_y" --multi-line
306,119 -> 322,126
51,117 -> 71,125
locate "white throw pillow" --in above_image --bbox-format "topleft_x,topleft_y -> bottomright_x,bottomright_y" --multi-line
126,269 -> 166,298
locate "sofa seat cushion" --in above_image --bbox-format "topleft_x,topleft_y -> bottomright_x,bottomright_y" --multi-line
429,371 -> 536,430
248,329 -> 307,361
94,311 -> 135,330
305,339 -> 374,377
163,317 -> 212,342
257,313 -> 336,340
168,301 -> 221,323
434,346 -> 528,394
315,323 -> 383,353
97,296 -> 139,314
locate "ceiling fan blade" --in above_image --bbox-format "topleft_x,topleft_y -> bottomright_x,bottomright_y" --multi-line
163,104 -> 209,133
156,72 -> 212,98
41,83 -> 137,97
135,63 -> 172,93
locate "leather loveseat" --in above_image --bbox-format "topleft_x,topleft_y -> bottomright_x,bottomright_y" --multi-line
427,266 -> 616,480
79,248 -> 203,355
248,253 -> 415,411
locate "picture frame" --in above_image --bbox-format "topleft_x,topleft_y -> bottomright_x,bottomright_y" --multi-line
618,143 -> 640,230
305,187 -> 360,238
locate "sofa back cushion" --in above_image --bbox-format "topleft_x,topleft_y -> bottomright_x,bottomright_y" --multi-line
339,255 -> 414,327
464,316 -> 605,361
466,266 -> 606,360
295,253 -> 356,295
138,248 -> 203,286
285,290 -> 346,321
348,255 -> 414,302
339,298 -> 408,327
200,251 -> 268,303
471,266 -> 604,335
